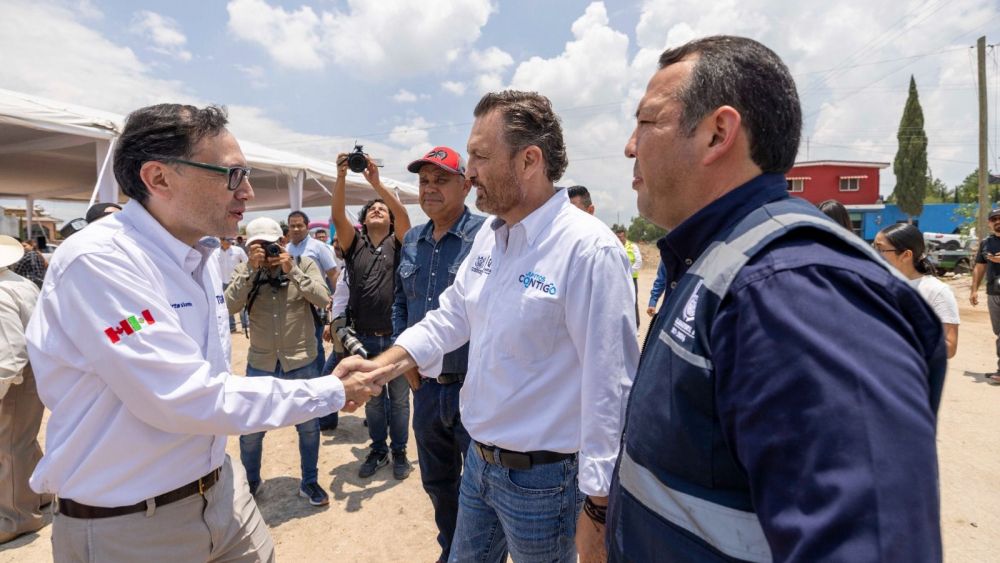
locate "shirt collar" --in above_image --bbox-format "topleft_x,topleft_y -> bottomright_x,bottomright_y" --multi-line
490,188 -> 568,247
118,200 -> 219,276
419,206 -> 475,243
658,173 -> 790,267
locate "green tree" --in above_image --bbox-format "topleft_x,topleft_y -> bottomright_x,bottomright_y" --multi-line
892,76 -> 928,221
923,176 -> 951,203
955,169 -> 980,203
626,216 -> 668,242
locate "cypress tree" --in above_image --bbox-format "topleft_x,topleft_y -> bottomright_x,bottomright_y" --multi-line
892,76 -> 928,221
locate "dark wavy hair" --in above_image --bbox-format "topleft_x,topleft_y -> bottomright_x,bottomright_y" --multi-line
114,104 -> 229,204
359,198 -> 395,233
879,223 -> 936,275
473,90 -> 567,182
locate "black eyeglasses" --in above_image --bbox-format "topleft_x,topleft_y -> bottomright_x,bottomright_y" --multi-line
158,157 -> 251,191
872,243 -> 901,254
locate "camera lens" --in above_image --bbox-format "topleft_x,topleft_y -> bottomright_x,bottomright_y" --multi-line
347,145 -> 369,173
265,243 -> 281,257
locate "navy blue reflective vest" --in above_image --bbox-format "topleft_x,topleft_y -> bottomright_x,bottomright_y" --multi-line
607,198 -> 917,562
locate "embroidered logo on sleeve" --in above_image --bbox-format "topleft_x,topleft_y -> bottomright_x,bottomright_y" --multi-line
104,310 -> 156,344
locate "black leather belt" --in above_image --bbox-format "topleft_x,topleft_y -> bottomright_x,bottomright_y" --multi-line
473,441 -> 575,471
437,372 -> 465,385
57,467 -> 221,519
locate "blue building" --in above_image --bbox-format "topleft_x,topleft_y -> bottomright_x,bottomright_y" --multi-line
846,203 -> 970,241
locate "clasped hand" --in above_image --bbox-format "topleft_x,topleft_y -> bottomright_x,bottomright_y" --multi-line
332,356 -> 399,412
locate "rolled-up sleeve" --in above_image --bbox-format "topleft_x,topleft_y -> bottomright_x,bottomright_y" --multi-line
30,254 -> 345,436
565,245 -> 639,496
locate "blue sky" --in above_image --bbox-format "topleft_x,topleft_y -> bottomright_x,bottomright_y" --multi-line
1,0 -> 998,228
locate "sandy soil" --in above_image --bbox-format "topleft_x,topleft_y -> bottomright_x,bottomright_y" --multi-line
2,241 -> 999,562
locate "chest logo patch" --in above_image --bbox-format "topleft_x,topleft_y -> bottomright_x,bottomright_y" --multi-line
105,310 -> 156,344
670,281 -> 702,343
518,271 -> 558,295
470,254 -> 493,276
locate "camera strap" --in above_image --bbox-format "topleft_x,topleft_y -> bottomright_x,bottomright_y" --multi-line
245,269 -> 266,316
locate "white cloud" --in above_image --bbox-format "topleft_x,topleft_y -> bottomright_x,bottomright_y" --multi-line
392,89 -> 429,103
389,116 -> 434,149
0,0 -> 193,112
235,64 -> 267,88
131,10 -> 193,62
441,81 -> 467,96
226,0 -> 495,78
226,0 -> 324,70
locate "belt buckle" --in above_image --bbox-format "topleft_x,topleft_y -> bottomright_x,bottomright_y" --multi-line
198,477 -> 205,496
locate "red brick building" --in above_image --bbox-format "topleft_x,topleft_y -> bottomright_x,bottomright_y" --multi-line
785,160 -> 888,205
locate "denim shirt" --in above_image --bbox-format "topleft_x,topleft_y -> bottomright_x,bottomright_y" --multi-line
392,207 -> 486,374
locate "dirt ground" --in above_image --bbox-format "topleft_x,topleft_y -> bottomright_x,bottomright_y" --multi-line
3,241 -> 1000,562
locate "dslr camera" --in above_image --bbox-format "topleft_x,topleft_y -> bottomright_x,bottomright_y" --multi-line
265,242 -> 282,257
346,144 -> 369,173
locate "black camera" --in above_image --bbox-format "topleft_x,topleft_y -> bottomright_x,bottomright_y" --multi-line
336,326 -> 369,359
265,242 -> 282,257
346,144 -> 369,173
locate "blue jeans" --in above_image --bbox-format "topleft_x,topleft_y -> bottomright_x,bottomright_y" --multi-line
312,320 -> 326,373
414,379 -> 471,561
449,446 -> 583,563
239,361 -> 321,486
359,334 -> 410,454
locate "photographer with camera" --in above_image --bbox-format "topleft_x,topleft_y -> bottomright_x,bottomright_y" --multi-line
331,147 -> 413,480
225,217 -> 333,506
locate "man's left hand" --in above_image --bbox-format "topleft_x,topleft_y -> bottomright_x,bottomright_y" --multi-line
576,497 -> 608,563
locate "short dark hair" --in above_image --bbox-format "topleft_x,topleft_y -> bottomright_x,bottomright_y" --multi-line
658,36 -> 801,173
287,210 -> 310,224
359,198 -> 395,232
879,223 -> 935,275
314,228 -> 327,235
817,199 -> 853,231
473,90 -> 567,182
113,104 -> 229,204
567,185 -> 592,207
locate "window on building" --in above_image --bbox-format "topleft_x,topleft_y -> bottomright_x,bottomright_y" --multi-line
839,177 -> 861,191
787,178 -> 805,192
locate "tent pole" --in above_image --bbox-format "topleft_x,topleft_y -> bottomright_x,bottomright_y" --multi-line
25,195 -> 34,240
89,137 -> 118,207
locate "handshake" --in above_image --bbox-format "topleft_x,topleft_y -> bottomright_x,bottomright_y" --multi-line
331,356 -> 401,412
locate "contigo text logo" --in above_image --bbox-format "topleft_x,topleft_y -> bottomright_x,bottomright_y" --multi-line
517,271 -> 557,295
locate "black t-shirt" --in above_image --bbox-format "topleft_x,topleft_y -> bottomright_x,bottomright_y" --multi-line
976,235 -> 1000,295
345,231 -> 400,332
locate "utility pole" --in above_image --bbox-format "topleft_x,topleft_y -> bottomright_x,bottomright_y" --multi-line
977,36 -> 989,239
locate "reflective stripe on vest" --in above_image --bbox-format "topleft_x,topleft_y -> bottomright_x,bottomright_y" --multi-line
618,448 -> 772,562
617,198 -> 900,559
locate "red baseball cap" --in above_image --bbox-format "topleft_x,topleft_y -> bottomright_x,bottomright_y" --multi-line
407,146 -> 466,176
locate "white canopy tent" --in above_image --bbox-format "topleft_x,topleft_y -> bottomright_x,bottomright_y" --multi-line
0,88 -> 417,235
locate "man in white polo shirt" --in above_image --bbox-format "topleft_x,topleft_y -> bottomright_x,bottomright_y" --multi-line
339,90 -> 638,563
26,103 -> 381,562
218,236 -> 248,332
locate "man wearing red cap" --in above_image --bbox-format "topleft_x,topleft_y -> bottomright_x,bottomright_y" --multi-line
392,147 -> 486,563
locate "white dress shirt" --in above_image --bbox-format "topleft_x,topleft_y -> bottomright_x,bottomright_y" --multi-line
395,189 -> 639,496
217,244 -> 248,285
331,269 -> 350,319
27,201 -> 345,506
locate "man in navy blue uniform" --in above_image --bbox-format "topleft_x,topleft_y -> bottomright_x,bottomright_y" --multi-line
607,35 -> 946,562
392,146 -> 485,563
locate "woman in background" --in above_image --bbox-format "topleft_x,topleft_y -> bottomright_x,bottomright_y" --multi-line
874,223 -> 959,358
818,199 -> 853,231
